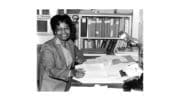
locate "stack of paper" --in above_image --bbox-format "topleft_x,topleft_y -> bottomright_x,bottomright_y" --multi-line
74,55 -> 143,83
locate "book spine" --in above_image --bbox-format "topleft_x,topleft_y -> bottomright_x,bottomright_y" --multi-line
106,39 -> 113,54
100,39 -> 106,48
111,39 -> 118,53
87,40 -> 91,48
100,39 -> 103,48
97,40 -> 101,48
104,18 -> 108,37
95,18 -> 102,38
88,17 -> 96,37
104,39 -> 111,49
84,40 -> 88,49
106,18 -> 111,37
119,17 -> 125,33
110,18 -> 114,37
124,17 -> 129,35
87,18 -> 92,37
91,40 -> 96,48
101,17 -> 105,37
114,18 -> 120,37
81,17 -> 87,37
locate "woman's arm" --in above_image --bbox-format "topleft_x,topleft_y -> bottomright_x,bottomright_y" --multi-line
40,45 -> 71,81
74,46 -> 86,64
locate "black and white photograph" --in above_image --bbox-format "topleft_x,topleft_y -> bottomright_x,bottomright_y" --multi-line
2,0 -> 180,101
37,9 -> 143,92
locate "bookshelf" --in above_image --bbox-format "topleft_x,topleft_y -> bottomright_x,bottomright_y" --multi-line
69,10 -> 133,55
36,9 -> 134,53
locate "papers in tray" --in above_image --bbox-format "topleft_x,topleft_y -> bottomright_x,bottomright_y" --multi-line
74,55 -> 143,84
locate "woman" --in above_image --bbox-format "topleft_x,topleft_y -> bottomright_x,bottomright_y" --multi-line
38,14 -> 85,91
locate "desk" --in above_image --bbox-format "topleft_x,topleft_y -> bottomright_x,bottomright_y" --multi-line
70,73 -> 143,91
71,79 -> 123,88
68,47 -> 143,91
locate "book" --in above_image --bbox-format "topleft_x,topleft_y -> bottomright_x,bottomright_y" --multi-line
95,18 -> 102,37
106,39 -> 114,54
97,40 -> 102,48
100,17 -> 105,37
104,18 -> 111,37
119,17 -> 125,32
110,18 -> 114,37
83,40 -> 87,49
106,39 -> 118,54
100,39 -> 107,48
81,17 -> 87,37
124,17 -> 130,35
104,39 -> 111,49
87,17 -> 96,37
114,18 -> 120,37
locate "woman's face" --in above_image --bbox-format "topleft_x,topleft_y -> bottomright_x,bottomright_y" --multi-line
55,22 -> 70,41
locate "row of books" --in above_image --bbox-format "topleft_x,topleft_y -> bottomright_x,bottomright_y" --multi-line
82,39 -> 119,54
81,17 -> 130,38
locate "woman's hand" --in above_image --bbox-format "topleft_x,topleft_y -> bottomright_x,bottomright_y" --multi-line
76,57 -> 85,64
75,68 -> 85,78
75,54 -> 86,64
71,68 -> 85,78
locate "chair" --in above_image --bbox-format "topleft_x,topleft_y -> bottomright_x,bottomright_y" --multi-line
37,44 -> 42,91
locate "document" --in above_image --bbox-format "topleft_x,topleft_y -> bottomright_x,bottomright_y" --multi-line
74,55 -> 143,84
75,63 -> 110,83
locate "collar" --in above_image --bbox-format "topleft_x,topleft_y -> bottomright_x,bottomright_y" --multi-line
55,37 -> 62,45
55,37 -> 69,48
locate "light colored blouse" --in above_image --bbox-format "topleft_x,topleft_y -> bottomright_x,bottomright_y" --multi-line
55,38 -> 73,68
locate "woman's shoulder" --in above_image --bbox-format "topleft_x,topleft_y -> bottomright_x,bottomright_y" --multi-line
44,38 -> 55,45
40,38 -> 56,52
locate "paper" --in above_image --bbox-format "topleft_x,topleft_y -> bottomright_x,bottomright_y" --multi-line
75,63 -> 110,83
74,55 -> 143,83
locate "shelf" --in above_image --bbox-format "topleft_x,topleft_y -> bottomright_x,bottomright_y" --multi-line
78,13 -> 133,50
37,15 -> 51,20
80,37 -> 122,39
37,32 -> 53,36
78,14 -> 132,17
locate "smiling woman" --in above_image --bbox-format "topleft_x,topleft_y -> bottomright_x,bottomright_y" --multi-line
56,23 -> 70,42
38,14 -> 86,91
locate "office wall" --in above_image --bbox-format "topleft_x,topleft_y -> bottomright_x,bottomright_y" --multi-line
132,9 -> 143,43
37,35 -> 53,44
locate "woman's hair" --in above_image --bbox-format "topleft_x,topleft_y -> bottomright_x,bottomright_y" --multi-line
50,14 -> 76,41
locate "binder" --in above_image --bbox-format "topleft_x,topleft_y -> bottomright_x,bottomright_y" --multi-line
114,18 -> 120,37
81,17 -> 87,37
95,18 -> 102,37
100,17 -> 105,37
124,17 -> 129,35
119,17 -> 125,32
100,39 -> 107,48
87,17 -> 96,37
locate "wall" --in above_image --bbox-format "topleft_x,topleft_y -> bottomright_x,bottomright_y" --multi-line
37,35 -> 53,44
132,9 -> 143,43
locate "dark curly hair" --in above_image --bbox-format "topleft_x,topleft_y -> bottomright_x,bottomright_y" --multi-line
50,14 -> 76,41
